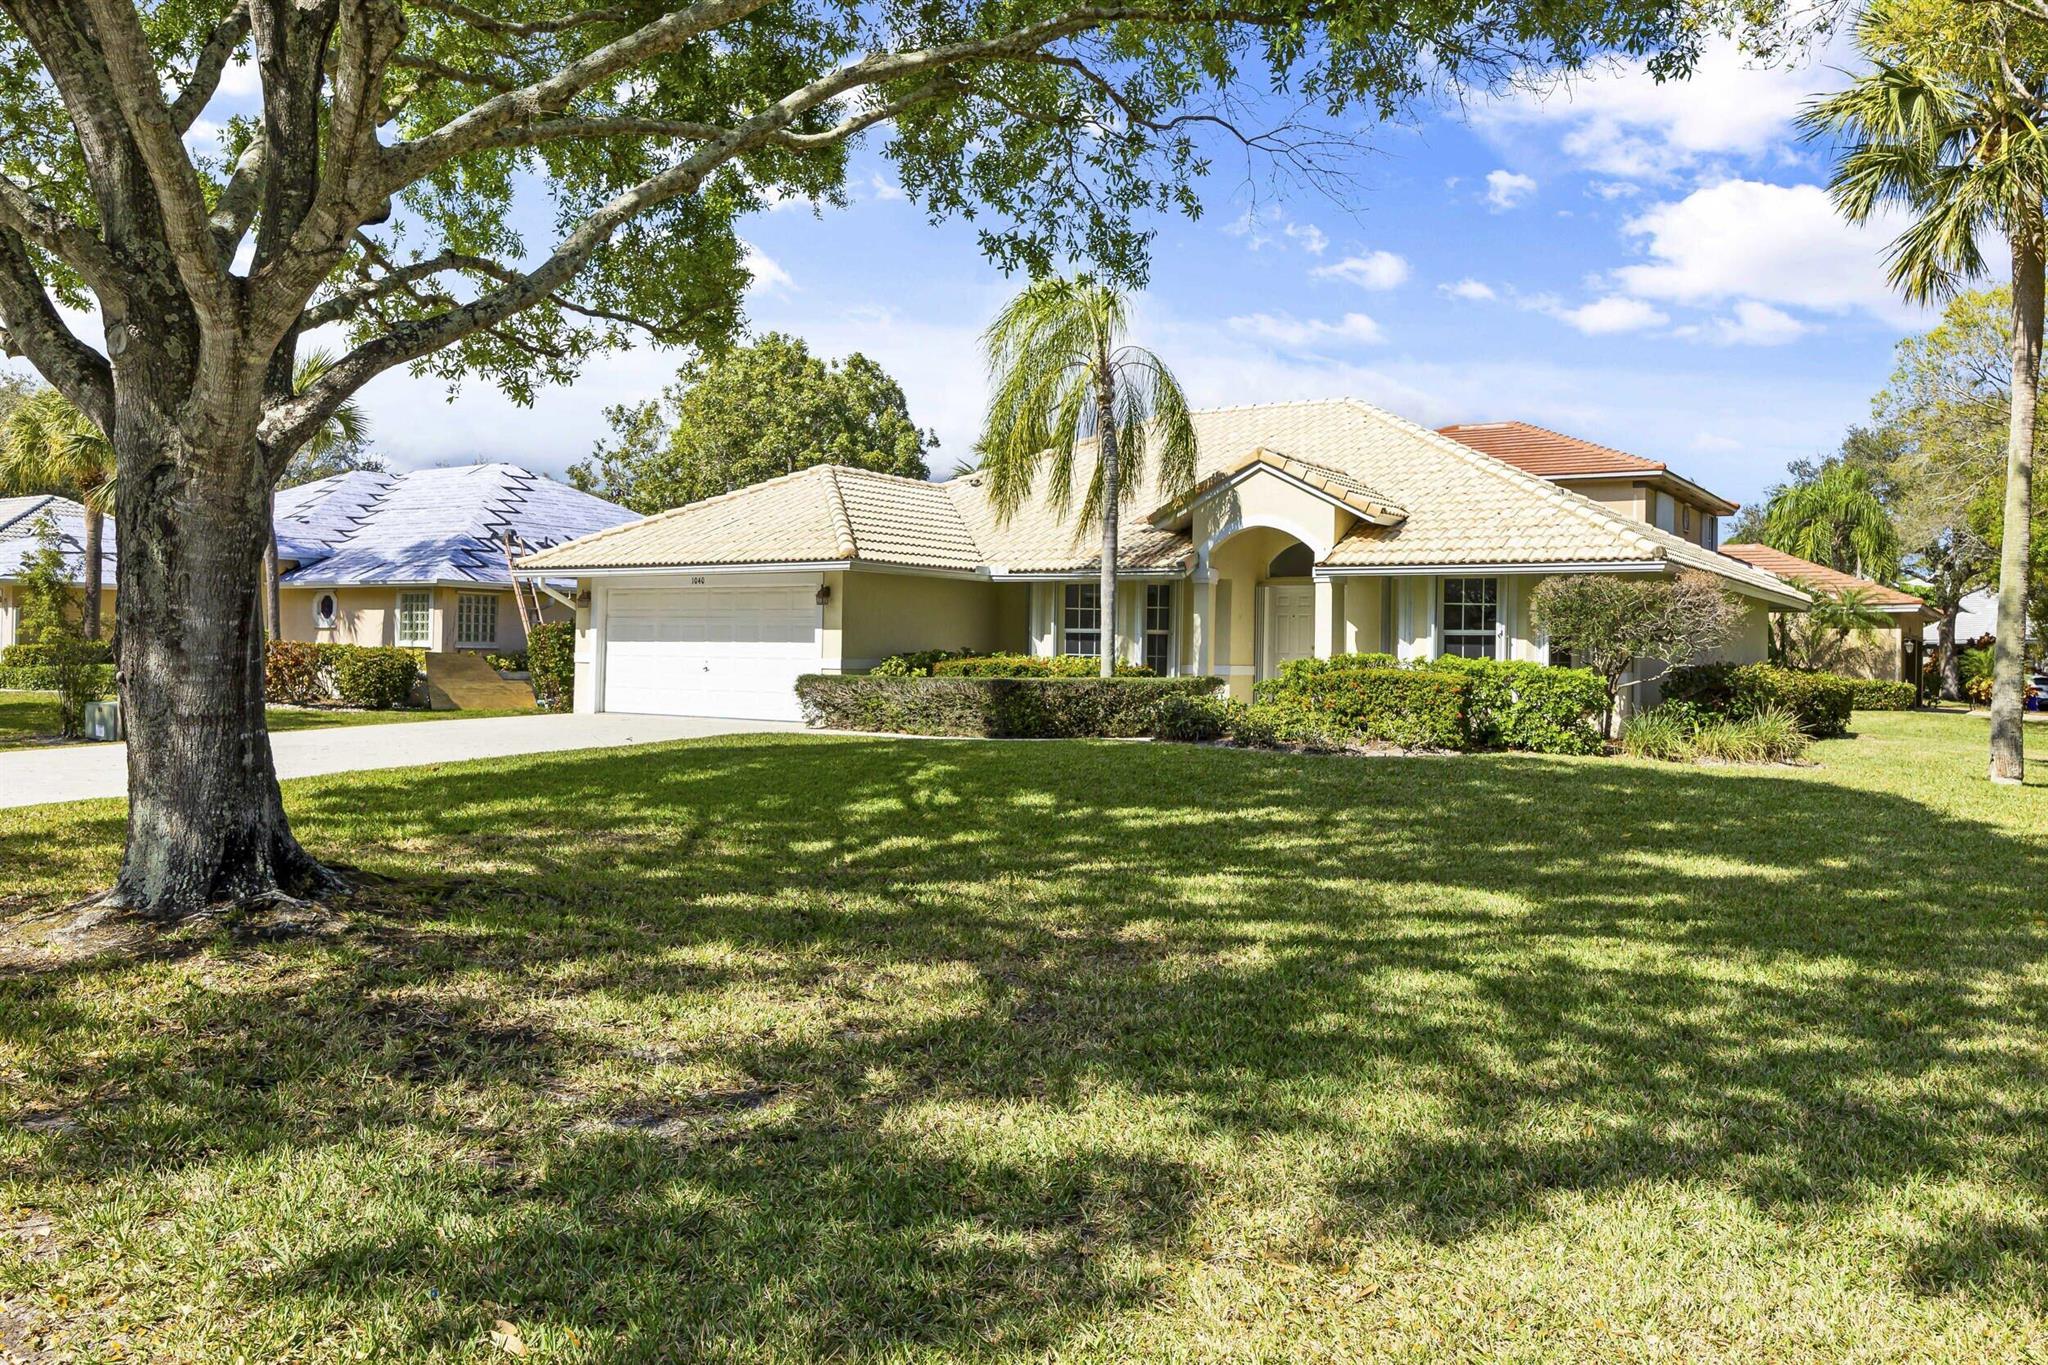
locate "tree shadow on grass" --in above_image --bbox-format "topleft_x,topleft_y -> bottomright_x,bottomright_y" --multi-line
6,732 -> 2048,1354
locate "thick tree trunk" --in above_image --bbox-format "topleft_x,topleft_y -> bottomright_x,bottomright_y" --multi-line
1096,366 -> 1119,680
1991,233 -> 2042,784
81,508 -> 103,639
1938,609 -> 1961,702
99,426 -> 338,919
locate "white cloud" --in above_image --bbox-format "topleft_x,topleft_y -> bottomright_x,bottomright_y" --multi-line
216,59 -> 261,99
1587,180 -> 1641,201
1226,205 -> 1331,256
1228,311 -> 1386,349
1705,300 -> 1811,346
1285,221 -> 1330,255
1311,250 -> 1410,290
1485,170 -> 1537,211
867,174 -> 906,202
1479,39 -> 1845,180
1439,278 -> 1497,302
1545,295 -> 1668,335
741,241 -> 796,294
1613,179 -> 1915,322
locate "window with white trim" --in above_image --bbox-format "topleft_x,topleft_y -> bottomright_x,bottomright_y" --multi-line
1143,584 -> 1173,674
1440,577 -> 1499,659
456,592 -> 499,648
1062,583 -> 1101,658
396,591 -> 432,647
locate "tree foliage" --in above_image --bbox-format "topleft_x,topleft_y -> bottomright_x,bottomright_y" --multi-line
569,332 -> 930,512
0,387 -> 116,637
1756,460 -> 1902,581
1529,571 -> 1743,737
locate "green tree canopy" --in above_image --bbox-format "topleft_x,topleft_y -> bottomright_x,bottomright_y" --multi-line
571,333 -> 932,513
1756,461 -> 1903,583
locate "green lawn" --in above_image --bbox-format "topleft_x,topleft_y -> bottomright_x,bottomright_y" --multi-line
3,712 -> 2047,1361
0,692 -> 535,747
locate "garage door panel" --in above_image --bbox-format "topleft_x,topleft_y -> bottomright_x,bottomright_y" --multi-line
602,582 -> 819,720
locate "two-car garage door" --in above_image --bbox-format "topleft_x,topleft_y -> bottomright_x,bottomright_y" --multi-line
601,580 -> 820,721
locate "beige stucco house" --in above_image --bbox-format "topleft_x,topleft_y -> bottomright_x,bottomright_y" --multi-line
1718,542 -> 1941,689
0,495 -> 116,649
517,399 -> 1806,722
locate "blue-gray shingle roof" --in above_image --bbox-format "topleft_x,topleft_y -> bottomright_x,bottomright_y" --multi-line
0,494 -> 116,584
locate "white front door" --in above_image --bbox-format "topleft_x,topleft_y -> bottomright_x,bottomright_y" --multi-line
602,579 -> 820,720
1263,584 -> 1314,677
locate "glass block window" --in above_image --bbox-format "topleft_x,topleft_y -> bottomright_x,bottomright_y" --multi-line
1440,577 -> 1499,659
396,591 -> 432,647
1062,583 -> 1101,659
456,593 -> 498,648
1143,584 -> 1173,675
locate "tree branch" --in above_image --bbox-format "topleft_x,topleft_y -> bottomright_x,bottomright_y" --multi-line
410,0 -> 635,38
0,174 -> 118,289
169,1 -> 253,136
0,229 -> 114,430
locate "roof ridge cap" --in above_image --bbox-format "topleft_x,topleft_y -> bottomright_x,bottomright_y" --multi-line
822,466 -> 859,559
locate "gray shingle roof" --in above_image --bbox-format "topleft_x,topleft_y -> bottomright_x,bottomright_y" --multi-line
0,494 -> 116,584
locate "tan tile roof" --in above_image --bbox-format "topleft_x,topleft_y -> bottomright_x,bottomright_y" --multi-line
1718,544 -> 1934,614
520,399 -> 1808,602
1149,447 -> 1406,525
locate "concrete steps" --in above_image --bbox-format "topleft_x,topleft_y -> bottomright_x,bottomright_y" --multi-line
424,650 -> 538,711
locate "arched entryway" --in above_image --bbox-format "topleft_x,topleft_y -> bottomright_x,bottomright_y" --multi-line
1203,525 -> 1322,689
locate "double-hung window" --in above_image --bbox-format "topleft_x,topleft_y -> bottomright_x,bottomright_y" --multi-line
456,593 -> 498,648
396,591 -> 433,648
1062,583 -> 1102,658
1143,584 -> 1173,675
1440,577 -> 1499,659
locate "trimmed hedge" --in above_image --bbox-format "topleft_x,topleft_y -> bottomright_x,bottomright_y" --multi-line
1663,662 -> 1854,739
1,640 -> 111,668
1254,660 -> 1472,751
329,646 -> 420,709
1429,655 -> 1608,755
931,651 -> 1155,678
1847,677 -> 1918,711
0,663 -> 114,692
527,621 -> 574,710
796,674 -> 1219,737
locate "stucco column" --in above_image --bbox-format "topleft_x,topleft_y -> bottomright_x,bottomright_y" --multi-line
1190,570 -> 1216,675
1314,577 -> 1339,659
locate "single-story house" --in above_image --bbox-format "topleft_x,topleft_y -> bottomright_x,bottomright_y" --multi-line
517,398 -> 1807,722
0,494 -> 116,648
269,463 -> 636,653
1717,543 -> 1941,688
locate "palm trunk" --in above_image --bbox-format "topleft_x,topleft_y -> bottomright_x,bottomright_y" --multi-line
1938,609 -> 1961,702
1095,351 -> 1119,681
81,508 -> 103,640
100,417 -> 339,919
1990,230 -> 2042,784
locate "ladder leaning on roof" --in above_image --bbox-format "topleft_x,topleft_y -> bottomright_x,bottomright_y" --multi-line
500,533 -> 545,634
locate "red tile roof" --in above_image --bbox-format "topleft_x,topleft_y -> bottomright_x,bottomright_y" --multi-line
1717,543 -> 1932,612
1436,421 -> 1666,477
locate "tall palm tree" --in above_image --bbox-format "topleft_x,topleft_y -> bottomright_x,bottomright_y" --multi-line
1771,580 -> 1894,672
1803,0 -> 2048,783
264,351 -> 369,638
978,277 -> 1198,677
0,388 -> 115,639
1758,462 -> 1902,581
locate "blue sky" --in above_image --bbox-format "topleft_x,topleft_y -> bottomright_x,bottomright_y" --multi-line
6,34 -> 1949,511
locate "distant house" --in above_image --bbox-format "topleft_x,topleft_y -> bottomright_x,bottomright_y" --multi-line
1718,542 -> 1941,688
0,494 -> 116,649
516,398 -> 1804,721
274,464 -> 638,653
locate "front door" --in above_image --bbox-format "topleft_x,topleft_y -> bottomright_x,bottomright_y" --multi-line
1264,584 -> 1314,677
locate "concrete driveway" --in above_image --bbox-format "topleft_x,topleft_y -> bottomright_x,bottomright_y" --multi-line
0,712 -> 801,810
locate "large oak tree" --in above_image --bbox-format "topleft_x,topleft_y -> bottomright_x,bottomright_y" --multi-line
0,0 -> 1714,918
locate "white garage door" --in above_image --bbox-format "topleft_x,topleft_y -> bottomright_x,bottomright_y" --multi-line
602,580 -> 820,720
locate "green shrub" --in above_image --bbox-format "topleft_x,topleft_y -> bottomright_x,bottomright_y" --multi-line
1254,660 -> 1471,751
328,646 -> 419,710
1,639 -> 111,668
1690,706 -> 1810,765
1428,655 -> 1607,754
265,641 -> 329,705
1663,662 -> 1854,739
1846,677 -> 1917,711
0,663 -> 114,692
1964,674 -> 1992,705
485,650 -> 529,673
932,652 -> 1155,678
1150,691 -> 1228,742
527,621 -> 575,711
1620,706 -> 1695,762
871,648 -> 973,677
1223,698 -> 1348,751
795,674 -> 1217,737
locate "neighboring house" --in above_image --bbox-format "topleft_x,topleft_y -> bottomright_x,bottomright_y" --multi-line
1925,587 -> 1998,648
1717,543 -> 1941,688
518,398 -> 1805,722
1437,420 -> 1737,550
272,464 -> 638,653
0,494 -> 116,649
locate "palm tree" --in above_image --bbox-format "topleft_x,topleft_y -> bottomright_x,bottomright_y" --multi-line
1771,580 -> 1893,671
1758,462 -> 1902,581
0,388 -> 115,639
1803,0 -> 2048,783
264,351 -> 369,638
978,277 -> 1198,677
